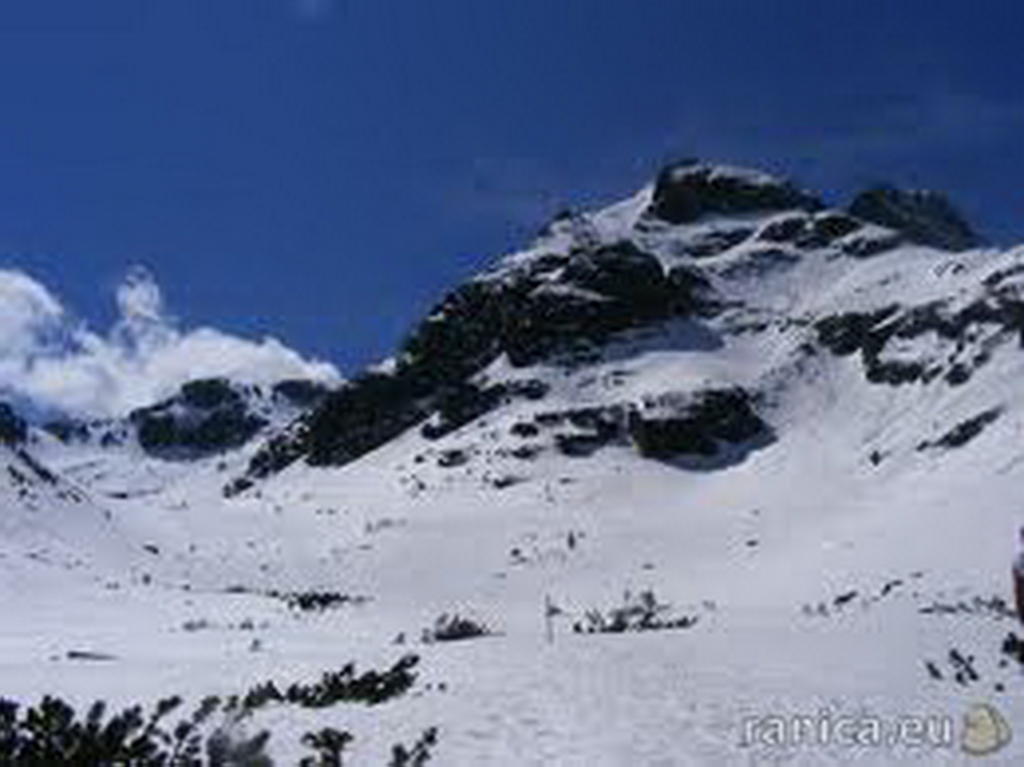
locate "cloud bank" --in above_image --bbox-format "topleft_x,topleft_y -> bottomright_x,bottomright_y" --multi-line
0,266 -> 340,418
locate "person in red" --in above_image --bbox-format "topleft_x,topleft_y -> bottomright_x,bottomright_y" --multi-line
1014,526 -> 1024,621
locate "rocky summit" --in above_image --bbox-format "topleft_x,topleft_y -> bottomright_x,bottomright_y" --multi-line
227,159 -> 1007,495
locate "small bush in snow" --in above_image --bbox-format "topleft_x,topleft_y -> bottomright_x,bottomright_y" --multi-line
574,589 -> 698,634
0,654 -> 434,765
423,613 -> 491,643
389,726 -> 438,766
267,590 -> 368,612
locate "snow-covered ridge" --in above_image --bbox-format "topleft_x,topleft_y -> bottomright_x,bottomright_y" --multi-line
226,159 -> 996,494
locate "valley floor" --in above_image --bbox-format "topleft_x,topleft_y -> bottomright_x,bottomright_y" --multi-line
6,420 -> 1024,765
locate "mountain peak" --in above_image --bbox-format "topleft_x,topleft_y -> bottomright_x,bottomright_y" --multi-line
848,185 -> 981,252
646,159 -> 823,224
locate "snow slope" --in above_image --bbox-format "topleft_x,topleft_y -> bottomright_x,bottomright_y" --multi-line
4,161 -> 1024,765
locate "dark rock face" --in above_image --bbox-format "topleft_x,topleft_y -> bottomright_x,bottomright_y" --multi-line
666,265 -> 718,315
506,391 -> 769,463
562,242 -> 669,309
718,247 -> 800,280
917,407 -> 1002,451
675,227 -> 753,258
0,403 -> 27,446
303,372 -> 426,467
422,379 -> 548,441
404,240 -> 691,372
43,420 -> 90,444
848,186 -> 981,252
231,236 -> 723,489
627,388 -> 768,458
272,379 -> 330,408
179,378 -> 236,409
129,378 -> 267,456
647,161 -> 822,225
814,306 -> 901,357
755,212 -> 864,250
815,293 -> 1024,387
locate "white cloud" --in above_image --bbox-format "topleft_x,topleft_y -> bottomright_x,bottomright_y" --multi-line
0,266 -> 340,418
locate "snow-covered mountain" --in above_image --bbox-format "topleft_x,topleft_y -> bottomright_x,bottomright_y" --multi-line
6,160 -> 1024,764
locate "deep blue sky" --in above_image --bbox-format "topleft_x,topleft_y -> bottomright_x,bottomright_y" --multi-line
0,1 -> 1022,372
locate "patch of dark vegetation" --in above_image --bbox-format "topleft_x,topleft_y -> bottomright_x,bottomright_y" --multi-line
1002,632 -> 1024,665
0,654 -> 433,765
65,650 -> 118,662
935,648 -> 981,686
554,433 -> 610,458
920,595 -> 1013,618
388,726 -> 439,767
510,421 -> 540,438
422,614 -> 492,643
436,449 -> 469,468
488,474 -> 522,489
0,694 -> 243,767
573,589 -> 698,634
917,407 -> 1002,451
239,654 -> 420,710
833,590 -> 859,607
508,444 -> 542,461
267,590 -> 369,612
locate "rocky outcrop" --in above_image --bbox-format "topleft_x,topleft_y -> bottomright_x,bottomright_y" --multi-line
917,407 -> 1002,451
231,160 -> 993,492
228,235 -> 721,489
491,389 -> 770,462
756,211 -> 864,250
422,379 -> 548,441
627,388 -> 769,458
646,161 -> 822,224
848,186 -> 981,252
814,293 -> 1024,387
272,379 -> 330,408
0,403 -> 27,446
404,240 -> 697,371
129,378 -> 268,457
